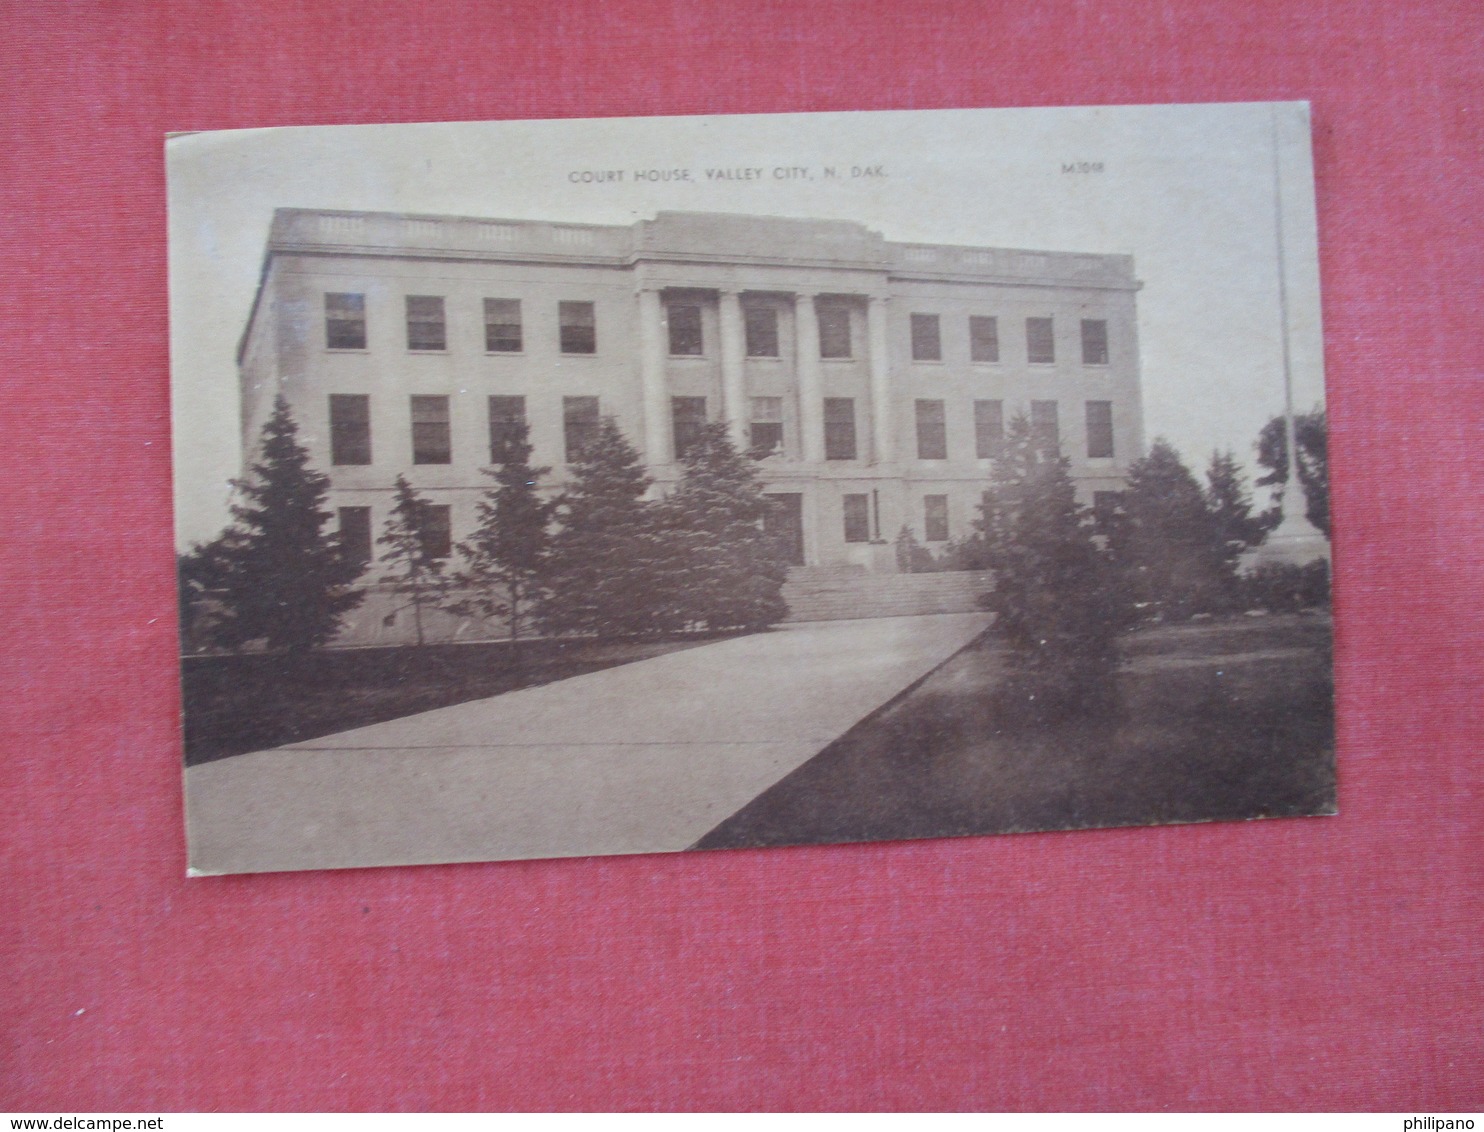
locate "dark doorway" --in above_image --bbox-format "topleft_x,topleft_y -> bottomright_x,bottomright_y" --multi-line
764,493 -> 806,566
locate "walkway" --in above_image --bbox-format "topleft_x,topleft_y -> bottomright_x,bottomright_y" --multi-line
185,612 -> 991,874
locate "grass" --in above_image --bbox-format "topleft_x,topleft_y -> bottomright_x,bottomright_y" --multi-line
695,612 -> 1335,849
181,636 -> 711,766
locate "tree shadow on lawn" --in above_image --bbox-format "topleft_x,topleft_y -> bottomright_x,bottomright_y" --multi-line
182,635 -> 720,766
695,614 -> 1335,850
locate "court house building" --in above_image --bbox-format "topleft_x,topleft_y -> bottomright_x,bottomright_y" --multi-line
237,208 -> 1145,586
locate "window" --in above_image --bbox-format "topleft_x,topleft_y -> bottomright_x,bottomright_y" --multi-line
745,305 -> 779,357
411,395 -> 451,464
970,315 -> 999,363
484,299 -> 522,353
329,394 -> 371,465
1031,400 -> 1060,450
667,303 -> 703,356
420,504 -> 452,561
749,396 -> 783,456
843,494 -> 870,544
974,399 -> 1004,459
672,396 -> 708,460
915,399 -> 948,460
1081,319 -> 1109,365
1027,316 -> 1055,364
562,395 -> 599,461
325,293 -> 366,350
559,301 -> 596,354
488,395 -> 526,462
910,313 -> 942,361
337,506 -> 372,570
406,296 -> 446,352
823,397 -> 857,460
818,306 -> 851,359
924,495 -> 949,543
1086,400 -> 1115,458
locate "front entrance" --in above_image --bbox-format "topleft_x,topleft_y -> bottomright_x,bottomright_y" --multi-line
764,493 -> 806,566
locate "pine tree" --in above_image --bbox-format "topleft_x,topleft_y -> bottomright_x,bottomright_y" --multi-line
657,422 -> 788,632
444,420 -> 556,642
1204,449 -> 1265,605
976,414 -> 1131,719
378,475 -> 448,647
185,397 -> 364,652
1112,439 -> 1231,620
539,417 -> 671,639
1255,408 -> 1330,537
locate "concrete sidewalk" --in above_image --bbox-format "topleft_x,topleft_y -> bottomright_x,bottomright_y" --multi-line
185,612 -> 991,874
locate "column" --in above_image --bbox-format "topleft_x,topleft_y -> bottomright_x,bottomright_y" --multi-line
794,292 -> 825,463
637,287 -> 671,465
718,289 -> 748,451
867,295 -> 893,464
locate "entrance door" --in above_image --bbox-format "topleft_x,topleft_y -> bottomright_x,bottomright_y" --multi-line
763,493 -> 805,566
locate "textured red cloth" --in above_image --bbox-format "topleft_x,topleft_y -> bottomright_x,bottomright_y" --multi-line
1,0 -> 1480,1112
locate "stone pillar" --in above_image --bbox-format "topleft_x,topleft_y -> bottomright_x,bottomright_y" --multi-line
794,292 -> 825,463
718,289 -> 748,451
637,287 -> 670,465
867,295 -> 893,464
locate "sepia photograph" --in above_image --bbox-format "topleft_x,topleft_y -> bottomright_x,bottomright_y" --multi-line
169,103 -> 1334,875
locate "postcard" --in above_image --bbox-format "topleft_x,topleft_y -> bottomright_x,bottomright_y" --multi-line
169,103 -> 1334,875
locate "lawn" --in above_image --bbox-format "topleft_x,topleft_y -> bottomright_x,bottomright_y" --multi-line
181,636 -> 711,766
695,612 -> 1335,849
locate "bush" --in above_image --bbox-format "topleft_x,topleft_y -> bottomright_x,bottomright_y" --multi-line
1243,561 -> 1331,613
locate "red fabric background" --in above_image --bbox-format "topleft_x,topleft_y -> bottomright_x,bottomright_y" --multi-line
2,0 -> 1480,1112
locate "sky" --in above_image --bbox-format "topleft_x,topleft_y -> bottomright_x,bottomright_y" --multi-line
166,102 -> 1325,549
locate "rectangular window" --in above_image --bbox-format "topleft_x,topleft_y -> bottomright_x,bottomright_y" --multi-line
1031,400 -> 1060,450
329,394 -> 371,465
411,395 -> 452,464
970,315 -> 999,363
667,303 -> 703,356
1081,319 -> 1109,365
745,305 -> 779,357
818,306 -> 852,359
406,295 -> 446,352
1086,400 -> 1115,458
672,396 -> 708,460
749,396 -> 783,456
559,301 -> 596,354
484,298 -> 522,353
337,506 -> 372,569
325,293 -> 366,350
843,494 -> 871,544
562,395 -> 599,462
910,313 -> 942,361
420,504 -> 452,561
974,399 -> 1004,459
488,395 -> 527,462
915,399 -> 948,460
924,495 -> 950,543
1027,316 -> 1055,364
823,397 -> 857,460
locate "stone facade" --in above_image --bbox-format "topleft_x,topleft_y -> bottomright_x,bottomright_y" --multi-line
237,208 -> 1144,640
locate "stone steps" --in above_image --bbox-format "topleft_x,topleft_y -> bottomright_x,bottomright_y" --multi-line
782,569 -> 992,622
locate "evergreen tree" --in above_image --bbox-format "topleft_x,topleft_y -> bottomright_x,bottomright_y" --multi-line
539,417 -> 671,639
378,475 -> 448,647
444,421 -> 556,642
1113,439 -> 1232,620
976,414 -> 1132,719
1204,449 -> 1266,605
185,397 -> 364,652
656,422 -> 788,632
1255,408 -> 1330,537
